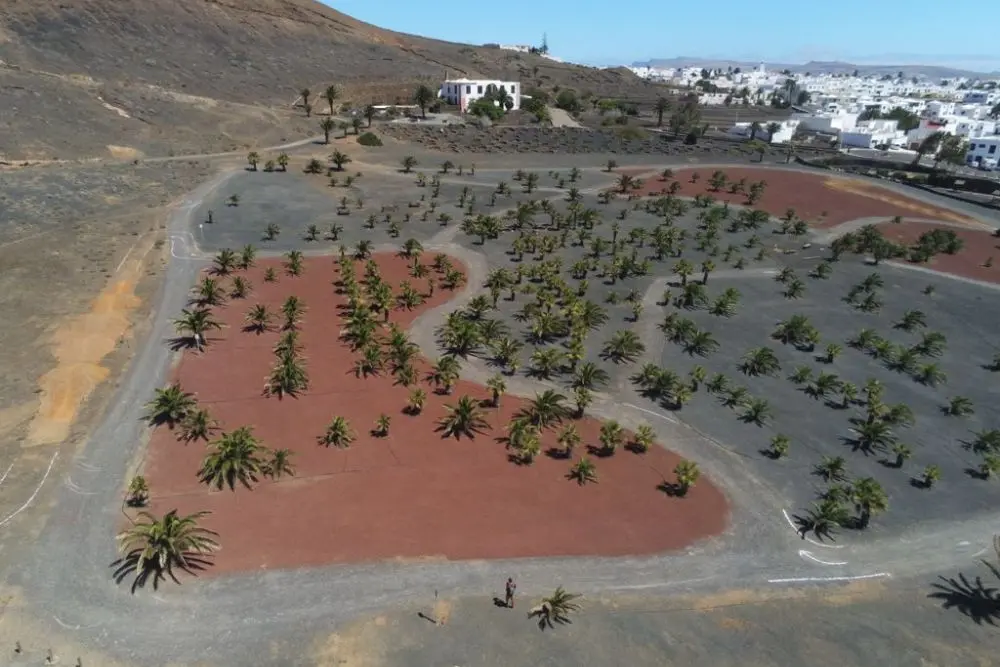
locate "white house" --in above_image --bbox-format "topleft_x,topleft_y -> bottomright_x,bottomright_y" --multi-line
840,119 -> 906,149
966,136 -> 1000,168
793,111 -> 859,133
727,119 -> 800,144
440,78 -> 521,113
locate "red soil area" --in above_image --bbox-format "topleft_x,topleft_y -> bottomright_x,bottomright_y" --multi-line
876,221 -> 1000,284
626,167 -> 978,228
141,254 -> 728,574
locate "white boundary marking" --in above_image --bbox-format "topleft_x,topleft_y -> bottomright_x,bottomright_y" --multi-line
768,572 -> 890,584
115,244 -> 135,273
64,476 -> 98,495
0,462 -> 13,488
799,549 -> 848,566
74,460 -> 100,472
623,402 -> 678,424
0,452 -> 58,527
782,509 -> 846,549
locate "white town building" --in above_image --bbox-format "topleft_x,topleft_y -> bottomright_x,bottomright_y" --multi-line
966,136 -> 1000,168
439,78 -> 521,113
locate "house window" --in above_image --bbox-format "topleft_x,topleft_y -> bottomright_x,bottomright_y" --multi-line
477,85 -> 483,94
990,145 -> 997,154
511,85 -> 516,94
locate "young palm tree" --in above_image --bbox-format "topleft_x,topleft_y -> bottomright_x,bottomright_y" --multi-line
519,390 -> 570,431
630,424 -> 656,453
978,453 -> 1000,479
212,248 -> 237,275
244,304 -> 273,334
945,396 -> 975,417
800,498 -> 848,540
144,383 -> 197,427
125,475 -> 150,507
851,477 -> 888,529
768,434 -> 790,458
114,509 -> 219,591
374,414 -> 391,437
198,426 -> 267,491
673,459 -> 700,497
741,398 -> 772,426
920,464 -> 941,488
894,309 -> 927,332
281,295 -> 306,330
262,448 -> 296,480
556,423 -> 581,456
706,373 -> 730,395
319,416 -> 355,448
573,386 -> 593,418
230,276 -> 251,299
567,458 -> 598,485
813,455 -> 848,482
601,330 -> 645,364
839,381 -> 858,409
572,362 -> 610,391
915,362 -> 947,387
673,259 -> 695,286
173,307 -> 222,350
852,419 -> 896,453
237,244 -> 257,270
438,395 -> 490,439
486,374 -> 507,408
427,356 -> 461,394
598,420 -> 624,456
407,387 -> 427,415
740,347 -> 781,377
264,351 -> 309,398
528,587 -> 582,629
178,408 -> 217,443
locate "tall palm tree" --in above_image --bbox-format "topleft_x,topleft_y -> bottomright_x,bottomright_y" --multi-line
851,477 -> 888,529
324,84 -> 340,116
852,419 -> 896,453
438,395 -> 490,439
194,276 -> 226,306
198,426 -> 267,491
173,308 -> 222,350
114,509 -> 218,591
212,248 -> 237,275
264,351 -> 309,398
486,374 -> 507,408
144,383 -> 197,427
813,455 -> 848,482
319,416 -> 355,448
320,117 -> 336,144
654,97 -> 671,126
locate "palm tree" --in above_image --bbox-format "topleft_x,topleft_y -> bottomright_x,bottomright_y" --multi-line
264,351 -> 309,398
598,420 -> 624,456
740,347 -> 781,377
915,362 -> 947,387
244,304 -> 273,334
276,153 -> 289,172
573,386 -> 593,418
567,458 -> 598,485
284,250 -> 305,276
407,388 -> 427,415
114,509 -> 219,591
853,419 -> 896,454
427,356 -> 461,394
173,308 -> 222,350
741,398 -> 772,426
528,587 -> 582,629
945,396 -> 975,417
281,295 -> 306,330
519,390 -> 570,431
319,416 -> 355,448
320,117 -> 336,144
230,276 -> 251,299
194,276 -> 226,306
329,150 -> 352,171
573,361 -> 610,391
212,248 -> 237,275
401,156 -> 418,173
800,498 -> 848,540
125,475 -> 150,507
654,97 -> 670,126
683,330 -> 719,357
246,151 -> 259,171
364,104 -> 376,127
144,383 -> 197,427
179,408 -> 217,443
323,84 -> 339,116
438,395 -> 490,439
978,453 -> 1000,479
630,424 -> 656,453
851,477 -> 888,529
895,309 -> 927,331
919,464 -> 941,488
813,455 -> 848,482
673,259 -> 694,286
601,330 -> 645,364
198,426 -> 267,491
263,448 -> 295,480
889,443 -> 911,468
673,459 -> 700,497
768,434 -> 790,458
487,373 -> 507,408
557,423 -> 582,456
413,84 -> 435,119
374,414 -> 391,437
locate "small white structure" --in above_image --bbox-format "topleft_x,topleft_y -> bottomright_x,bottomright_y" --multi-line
840,119 -> 906,149
966,136 -> 1000,168
440,79 -> 521,113
727,119 -> 800,144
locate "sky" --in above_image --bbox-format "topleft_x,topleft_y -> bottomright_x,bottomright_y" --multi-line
324,0 -> 1000,73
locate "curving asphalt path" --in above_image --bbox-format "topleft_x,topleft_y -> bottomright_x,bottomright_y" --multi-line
5,159 -> 999,665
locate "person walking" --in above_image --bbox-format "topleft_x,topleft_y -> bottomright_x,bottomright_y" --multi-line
504,577 -> 516,609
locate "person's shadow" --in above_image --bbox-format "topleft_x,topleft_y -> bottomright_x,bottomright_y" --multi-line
493,596 -> 510,608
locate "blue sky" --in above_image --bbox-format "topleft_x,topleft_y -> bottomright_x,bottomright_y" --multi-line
324,0 -> 1000,73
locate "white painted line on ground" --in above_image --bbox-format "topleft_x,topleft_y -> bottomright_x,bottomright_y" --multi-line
781,509 -> 846,549
74,459 -> 100,472
53,614 -> 80,630
972,547 -> 989,558
768,572 -> 890,584
0,452 -> 58,527
623,402 -> 678,424
799,550 -> 848,566
64,476 -> 98,496
0,462 -> 13,488
115,244 -> 135,273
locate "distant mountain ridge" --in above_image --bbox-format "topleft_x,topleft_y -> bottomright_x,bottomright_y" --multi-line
632,57 -> 998,80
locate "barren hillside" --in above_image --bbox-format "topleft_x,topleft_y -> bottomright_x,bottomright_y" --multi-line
0,0 -> 649,159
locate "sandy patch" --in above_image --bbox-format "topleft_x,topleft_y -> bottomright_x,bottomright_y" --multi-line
823,178 -> 978,226
106,145 -> 144,160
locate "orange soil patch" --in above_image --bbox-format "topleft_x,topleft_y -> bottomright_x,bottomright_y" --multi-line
628,167 -> 979,228
876,221 -> 1000,284
140,254 -> 728,574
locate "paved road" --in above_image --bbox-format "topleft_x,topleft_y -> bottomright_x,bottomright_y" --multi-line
4,158 -> 999,665
547,106 -> 584,128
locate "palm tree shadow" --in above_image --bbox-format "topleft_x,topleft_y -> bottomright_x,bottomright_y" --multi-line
928,565 -> 1000,626
791,512 -> 839,542
167,336 -> 197,352
111,551 -> 214,594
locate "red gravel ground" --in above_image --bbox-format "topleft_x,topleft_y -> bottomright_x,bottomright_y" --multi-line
625,167 -> 979,228
876,221 -> 1000,284
140,254 -> 729,574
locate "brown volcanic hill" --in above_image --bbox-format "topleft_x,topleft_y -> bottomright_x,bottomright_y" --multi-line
0,0 -> 650,159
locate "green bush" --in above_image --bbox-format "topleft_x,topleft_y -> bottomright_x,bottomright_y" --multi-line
357,132 -> 383,147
